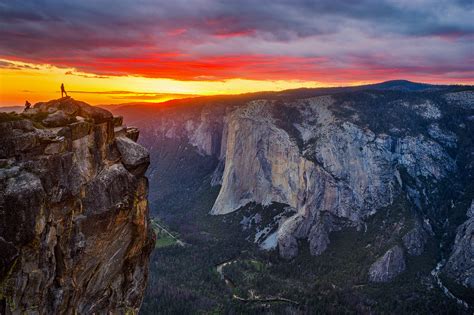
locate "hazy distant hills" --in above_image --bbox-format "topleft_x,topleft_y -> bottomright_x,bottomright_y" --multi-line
0,105 -> 23,113
111,80 -> 469,122
0,80 -> 463,116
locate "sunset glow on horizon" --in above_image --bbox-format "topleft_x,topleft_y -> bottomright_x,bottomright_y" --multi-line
0,58 -> 332,106
1,1 -> 473,106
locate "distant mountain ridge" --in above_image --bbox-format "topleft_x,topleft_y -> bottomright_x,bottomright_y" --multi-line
0,106 -> 23,112
109,80 -> 470,115
363,79 -> 445,91
1,80 -> 467,113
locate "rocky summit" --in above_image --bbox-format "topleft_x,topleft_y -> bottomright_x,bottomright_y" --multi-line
0,98 -> 154,314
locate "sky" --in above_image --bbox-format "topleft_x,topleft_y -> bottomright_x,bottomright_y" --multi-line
0,0 -> 473,106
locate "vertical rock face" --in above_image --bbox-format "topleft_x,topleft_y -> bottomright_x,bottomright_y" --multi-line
0,98 -> 154,314
212,100 -> 315,215
114,85 -> 474,290
402,225 -> 428,256
443,201 -> 474,288
368,245 -> 406,282
209,97 -> 455,259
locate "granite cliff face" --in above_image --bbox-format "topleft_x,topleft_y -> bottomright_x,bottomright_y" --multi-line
114,83 -> 474,305
0,98 -> 154,314
443,200 -> 474,289
210,97 -> 456,260
368,245 -> 406,283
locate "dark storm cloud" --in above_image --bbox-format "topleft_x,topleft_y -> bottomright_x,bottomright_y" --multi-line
0,0 -> 472,82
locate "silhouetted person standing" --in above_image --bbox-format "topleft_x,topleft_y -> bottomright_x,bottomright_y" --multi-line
61,83 -> 68,98
24,101 -> 31,112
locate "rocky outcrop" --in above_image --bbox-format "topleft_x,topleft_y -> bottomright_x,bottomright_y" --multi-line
402,224 -> 428,256
468,200 -> 474,218
42,110 -> 75,127
443,201 -> 474,288
116,136 -> 150,176
0,98 -> 154,314
368,245 -> 406,283
208,97 -> 455,259
211,100 -> 315,216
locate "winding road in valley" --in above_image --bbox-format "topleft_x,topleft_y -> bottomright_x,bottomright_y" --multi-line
215,259 -> 299,305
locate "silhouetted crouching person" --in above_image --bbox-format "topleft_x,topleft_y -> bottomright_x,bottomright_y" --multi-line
24,101 -> 31,112
61,83 -> 68,98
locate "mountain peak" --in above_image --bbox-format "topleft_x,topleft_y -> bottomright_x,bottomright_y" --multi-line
365,79 -> 440,91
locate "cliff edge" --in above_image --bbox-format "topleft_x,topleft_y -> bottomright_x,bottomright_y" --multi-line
0,98 -> 155,314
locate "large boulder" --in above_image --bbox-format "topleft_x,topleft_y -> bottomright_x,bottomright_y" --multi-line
402,225 -> 427,256
78,103 -> 112,123
369,245 -> 406,282
278,233 -> 299,260
115,136 -> 150,176
35,97 -> 81,115
42,110 -> 75,127
34,97 -> 112,124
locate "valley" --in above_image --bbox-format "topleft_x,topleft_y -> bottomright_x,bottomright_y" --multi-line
112,81 -> 474,314
2,1 -> 473,313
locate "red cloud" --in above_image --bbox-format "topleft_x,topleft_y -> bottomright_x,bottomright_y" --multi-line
1,1 -> 472,86
3,51 -> 474,85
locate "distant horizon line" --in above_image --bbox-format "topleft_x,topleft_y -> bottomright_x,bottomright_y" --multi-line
1,79 -> 473,108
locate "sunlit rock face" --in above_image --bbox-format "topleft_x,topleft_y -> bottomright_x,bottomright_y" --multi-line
210,96 -> 455,259
114,84 -> 474,287
0,98 -> 154,314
